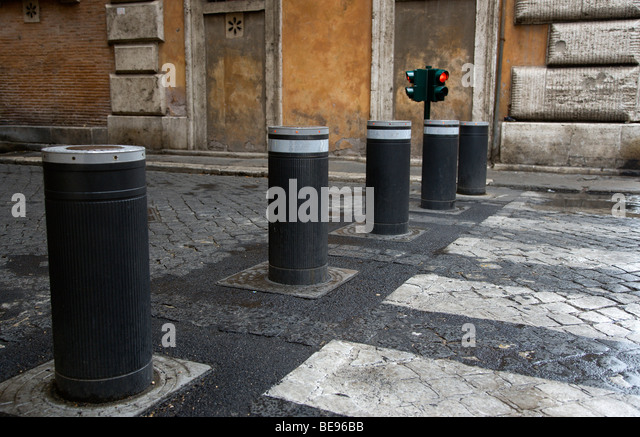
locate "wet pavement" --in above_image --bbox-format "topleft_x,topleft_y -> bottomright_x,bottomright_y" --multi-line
0,156 -> 639,419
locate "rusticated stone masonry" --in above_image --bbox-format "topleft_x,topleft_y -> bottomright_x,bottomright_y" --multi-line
500,0 -> 640,170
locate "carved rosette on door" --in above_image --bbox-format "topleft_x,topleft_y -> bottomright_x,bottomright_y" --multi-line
23,0 -> 40,23
226,13 -> 244,39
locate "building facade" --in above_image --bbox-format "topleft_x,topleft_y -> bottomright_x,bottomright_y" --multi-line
1,0 -> 639,171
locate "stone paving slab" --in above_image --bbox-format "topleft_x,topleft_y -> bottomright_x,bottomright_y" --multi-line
266,340 -> 640,417
385,273 -> 639,345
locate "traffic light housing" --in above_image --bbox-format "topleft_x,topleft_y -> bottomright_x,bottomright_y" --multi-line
428,68 -> 449,102
405,69 -> 427,102
404,66 -> 450,120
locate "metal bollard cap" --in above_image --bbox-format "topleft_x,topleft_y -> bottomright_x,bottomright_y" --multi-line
367,120 -> 412,140
460,121 -> 489,126
42,145 -> 146,165
268,126 -> 329,136
424,120 -> 460,136
367,120 -> 411,128
268,126 -> 329,153
424,120 -> 460,126
460,122 -> 489,137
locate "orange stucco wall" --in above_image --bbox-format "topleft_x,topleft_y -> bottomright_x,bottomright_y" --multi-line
497,0 -> 548,122
159,0 -> 187,117
282,0 -> 372,155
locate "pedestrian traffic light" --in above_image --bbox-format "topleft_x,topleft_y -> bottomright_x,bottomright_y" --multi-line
404,65 -> 450,120
429,68 -> 449,102
405,69 -> 427,103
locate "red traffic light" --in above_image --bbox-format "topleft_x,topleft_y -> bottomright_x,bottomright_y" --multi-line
406,71 -> 416,83
439,71 -> 449,83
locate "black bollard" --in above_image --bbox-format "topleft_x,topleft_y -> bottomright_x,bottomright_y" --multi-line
457,121 -> 489,195
421,120 -> 460,210
366,120 -> 412,235
42,145 -> 152,403
267,127 -> 329,285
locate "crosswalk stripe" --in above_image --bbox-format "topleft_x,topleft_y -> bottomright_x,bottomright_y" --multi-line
265,340 -> 640,417
265,198 -> 640,416
383,273 -> 638,344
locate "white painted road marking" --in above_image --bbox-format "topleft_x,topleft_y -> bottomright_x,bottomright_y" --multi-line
266,340 -> 640,417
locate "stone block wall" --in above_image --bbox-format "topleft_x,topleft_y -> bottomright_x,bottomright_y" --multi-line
500,0 -> 640,170
106,0 -> 187,150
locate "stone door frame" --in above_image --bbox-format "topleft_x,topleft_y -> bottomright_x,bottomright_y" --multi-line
370,0 -> 501,133
185,0 -> 282,150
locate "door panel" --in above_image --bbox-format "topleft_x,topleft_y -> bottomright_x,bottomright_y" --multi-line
205,11 -> 266,151
394,0 -> 476,155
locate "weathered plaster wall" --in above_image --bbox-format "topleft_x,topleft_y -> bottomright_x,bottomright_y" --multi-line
393,0 -> 477,156
496,0 -> 548,123
281,0 -> 372,156
159,0 -> 188,118
204,11 -> 266,151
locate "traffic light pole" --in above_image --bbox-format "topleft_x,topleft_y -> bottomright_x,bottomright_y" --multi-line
424,101 -> 431,121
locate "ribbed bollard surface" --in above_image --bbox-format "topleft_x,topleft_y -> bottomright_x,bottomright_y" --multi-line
457,121 -> 489,195
366,120 -> 412,235
268,127 -> 329,285
421,120 -> 460,210
42,145 -> 152,403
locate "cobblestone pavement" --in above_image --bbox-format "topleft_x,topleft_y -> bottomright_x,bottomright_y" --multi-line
267,194 -> 640,417
0,163 -> 639,417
